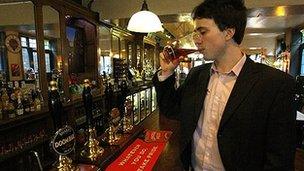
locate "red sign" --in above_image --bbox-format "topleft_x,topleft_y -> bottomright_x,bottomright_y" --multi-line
106,139 -> 166,171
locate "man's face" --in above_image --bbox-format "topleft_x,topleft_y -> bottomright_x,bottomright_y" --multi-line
193,18 -> 228,61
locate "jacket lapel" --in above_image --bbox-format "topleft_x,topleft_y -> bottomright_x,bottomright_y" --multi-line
193,64 -> 212,123
219,58 -> 260,130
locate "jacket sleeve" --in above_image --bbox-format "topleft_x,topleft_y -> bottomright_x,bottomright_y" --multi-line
264,76 -> 296,170
152,71 -> 182,120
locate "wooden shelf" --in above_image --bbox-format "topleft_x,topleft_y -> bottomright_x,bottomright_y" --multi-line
0,108 -> 49,132
0,137 -> 50,163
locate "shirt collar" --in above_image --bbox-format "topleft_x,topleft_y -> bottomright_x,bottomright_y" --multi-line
210,54 -> 247,77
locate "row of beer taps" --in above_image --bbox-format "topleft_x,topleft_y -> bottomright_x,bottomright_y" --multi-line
106,100 -> 133,145
81,79 -> 134,160
48,79 -> 134,171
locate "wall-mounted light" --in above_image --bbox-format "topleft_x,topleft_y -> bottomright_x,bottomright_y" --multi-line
275,6 -> 286,17
127,0 -> 163,33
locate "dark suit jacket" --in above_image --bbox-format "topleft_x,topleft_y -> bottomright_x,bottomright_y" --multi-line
153,58 -> 296,171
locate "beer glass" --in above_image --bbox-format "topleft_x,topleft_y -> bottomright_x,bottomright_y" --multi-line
163,45 -> 198,62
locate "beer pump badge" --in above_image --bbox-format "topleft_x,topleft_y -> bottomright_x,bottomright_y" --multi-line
51,126 -> 76,155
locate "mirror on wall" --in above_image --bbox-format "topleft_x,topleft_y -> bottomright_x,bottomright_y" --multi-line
42,5 -> 62,92
120,39 -> 126,60
136,45 -> 141,69
66,24 -> 85,74
127,43 -> 132,67
0,1 -> 38,86
111,34 -> 119,58
65,16 -> 97,99
143,43 -> 155,80
98,25 -> 112,76
65,17 -> 96,76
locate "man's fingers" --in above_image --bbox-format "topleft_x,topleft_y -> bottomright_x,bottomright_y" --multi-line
159,52 -> 170,64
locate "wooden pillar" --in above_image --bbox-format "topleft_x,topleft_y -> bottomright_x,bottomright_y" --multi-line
57,7 -> 71,100
33,1 -> 48,109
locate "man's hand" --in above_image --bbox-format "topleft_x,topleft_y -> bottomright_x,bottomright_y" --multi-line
159,52 -> 182,76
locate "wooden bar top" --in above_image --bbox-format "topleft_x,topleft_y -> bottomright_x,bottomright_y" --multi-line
140,111 -> 184,171
79,110 -> 184,171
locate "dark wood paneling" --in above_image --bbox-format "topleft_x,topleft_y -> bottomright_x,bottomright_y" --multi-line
296,148 -> 304,171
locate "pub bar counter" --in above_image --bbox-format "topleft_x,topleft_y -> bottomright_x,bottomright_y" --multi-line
0,0 -> 304,171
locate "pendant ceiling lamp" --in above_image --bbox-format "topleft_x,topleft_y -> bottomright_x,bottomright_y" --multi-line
127,0 -> 163,33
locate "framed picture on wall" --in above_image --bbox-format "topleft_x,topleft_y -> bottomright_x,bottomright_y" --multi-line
11,64 -> 21,77
10,63 -> 23,80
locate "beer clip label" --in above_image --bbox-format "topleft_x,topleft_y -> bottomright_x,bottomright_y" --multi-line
51,125 -> 76,155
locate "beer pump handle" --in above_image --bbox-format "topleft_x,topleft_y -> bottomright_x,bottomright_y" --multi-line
83,79 -> 93,127
48,80 -> 63,131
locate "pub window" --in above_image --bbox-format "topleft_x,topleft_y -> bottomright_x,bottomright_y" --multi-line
44,40 -> 50,50
99,56 -> 112,75
21,36 -> 54,75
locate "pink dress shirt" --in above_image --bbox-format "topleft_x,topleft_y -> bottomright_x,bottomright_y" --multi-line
192,55 -> 247,171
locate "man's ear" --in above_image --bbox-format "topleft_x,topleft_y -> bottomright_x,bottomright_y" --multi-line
224,28 -> 235,41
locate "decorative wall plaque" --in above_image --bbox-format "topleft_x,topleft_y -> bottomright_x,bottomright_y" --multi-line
5,34 -> 21,53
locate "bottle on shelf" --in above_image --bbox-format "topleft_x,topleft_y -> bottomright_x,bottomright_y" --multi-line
16,95 -> 24,116
36,87 -> 44,107
2,100 -> 8,119
13,81 -> 22,98
20,81 -> 27,98
32,88 -> 41,111
2,88 -> 10,119
7,99 -> 15,119
34,96 -> 41,111
23,93 -> 31,113
30,96 -> 35,112
7,82 -> 16,105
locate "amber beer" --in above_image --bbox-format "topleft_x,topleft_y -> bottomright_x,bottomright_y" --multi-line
163,45 -> 198,61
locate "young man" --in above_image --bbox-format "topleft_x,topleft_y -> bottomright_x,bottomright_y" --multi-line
153,0 -> 296,170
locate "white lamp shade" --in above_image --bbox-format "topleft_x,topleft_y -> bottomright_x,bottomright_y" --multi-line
127,10 -> 163,33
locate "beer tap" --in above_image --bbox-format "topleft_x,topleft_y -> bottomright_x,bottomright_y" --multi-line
107,108 -> 122,145
122,99 -> 133,133
83,79 -> 93,127
48,80 -> 62,131
49,81 -> 78,170
105,81 -> 113,115
81,79 -> 104,161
